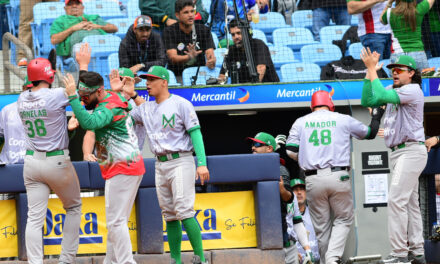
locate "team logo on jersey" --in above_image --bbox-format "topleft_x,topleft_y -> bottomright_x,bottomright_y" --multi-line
177,43 -> 185,51
162,114 -> 175,128
237,88 -> 249,103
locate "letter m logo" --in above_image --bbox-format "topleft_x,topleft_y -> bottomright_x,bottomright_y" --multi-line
162,114 -> 175,128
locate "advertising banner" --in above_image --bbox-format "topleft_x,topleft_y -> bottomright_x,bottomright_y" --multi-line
0,200 -> 18,258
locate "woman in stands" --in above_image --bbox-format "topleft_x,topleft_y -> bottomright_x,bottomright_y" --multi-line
380,0 -> 435,70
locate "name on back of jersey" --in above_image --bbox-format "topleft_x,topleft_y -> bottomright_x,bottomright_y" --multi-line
305,121 -> 337,129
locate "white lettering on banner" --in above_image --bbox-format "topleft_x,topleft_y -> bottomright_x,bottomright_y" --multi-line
368,155 -> 383,165
191,91 -> 236,102
276,88 -> 320,98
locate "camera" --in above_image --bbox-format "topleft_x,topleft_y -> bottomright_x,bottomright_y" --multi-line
206,77 -> 219,85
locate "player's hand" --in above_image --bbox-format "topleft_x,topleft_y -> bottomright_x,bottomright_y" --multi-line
302,250 -> 314,264
68,114 -> 79,131
206,54 -> 216,69
109,69 -> 123,93
122,76 -> 136,98
84,23 -> 101,31
361,47 -> 380,69
275,134 -> 287,150
377,128 -> 385,138
76,42 -> 91,68
298,253 -> 303,263
84,153 -> 98,162
196,166 -> 210,185
63,73 -> 77,97
426,136 -> 439,152
166,18 -> 177,26
71,21 -> 89,32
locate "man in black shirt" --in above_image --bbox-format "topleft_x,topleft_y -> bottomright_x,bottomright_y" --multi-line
218,19 -> 279,83
118,15 -> 167,74
163,0 -> 216,79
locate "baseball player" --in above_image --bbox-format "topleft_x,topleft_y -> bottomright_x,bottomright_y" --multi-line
286,90 -> 384,264
121,65 -> 210,264
64,66 -> 145,264
17,58 -> 82,264
361,48 -> 427,264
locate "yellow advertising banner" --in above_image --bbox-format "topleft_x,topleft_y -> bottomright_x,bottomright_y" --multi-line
44,196 -> 137,254
0,199 -> 18,258
163,191 -> 257,251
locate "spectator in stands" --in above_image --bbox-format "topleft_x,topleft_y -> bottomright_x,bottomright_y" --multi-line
428,9 -> 440,57
0,0 -> 8,50
140,0 -> 209,32
50,0 -> 117,71
288,178 -> 320,264
118,15 -> 167,74
310,0 -> 351,41
218,19 -> 279,83
380,0 -> 435,70
210,0 -> 269,41
163,0 -> 216,81
347,0 -> 392,60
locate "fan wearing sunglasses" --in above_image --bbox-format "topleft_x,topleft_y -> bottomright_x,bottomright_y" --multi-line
361,47 -> 427,264
247,132 -> 314,264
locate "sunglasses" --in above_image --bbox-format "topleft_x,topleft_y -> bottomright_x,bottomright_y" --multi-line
252,142 -> 267,147
80,90 -> 98,101
391,67 -> 410,75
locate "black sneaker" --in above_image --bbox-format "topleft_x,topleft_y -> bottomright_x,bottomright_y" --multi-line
383,255 -> 412,264
408,252 -> 426,264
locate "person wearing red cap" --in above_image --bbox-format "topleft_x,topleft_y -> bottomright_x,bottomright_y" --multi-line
50,0 -> 117,70
286,90 -> 384,264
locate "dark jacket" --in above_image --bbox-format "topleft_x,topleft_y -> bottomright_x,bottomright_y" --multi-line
310,0 -> 346,9
118,25 -> 167,71
321,56 -> 389,80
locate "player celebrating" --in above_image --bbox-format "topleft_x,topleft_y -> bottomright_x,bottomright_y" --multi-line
361,48 -> 427,264
120,65 -> 210,264
17,58 -> 82,264
64,69 -> 145,264
286,90 -> 384,264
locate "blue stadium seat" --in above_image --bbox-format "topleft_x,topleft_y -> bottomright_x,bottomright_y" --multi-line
182,66 -> 221,86
127,0 -> 141,21
108,53 -> 119,71
252,29 -> 268,45
272,27 -> 317,52
348,42 -> 363,59
319,25 -> 351,44
291,10 -> 313,29
251,12 -> 288,42
429,57 -> 440,69
107,18 -> 131,39
5,0 -> 20,36
212,32 -> 219,48
351,15 -> 359,26
214,48 -> 228,68
269,45 -> 297,69
168,70 -> 181,86
379,59 -> 391,77
31,2 -> 66,57
300,44 -> 342,66
280,62 -> 321,82
202,0 -> 211,10
83,35 -> 122,88
83,0 -> 123,20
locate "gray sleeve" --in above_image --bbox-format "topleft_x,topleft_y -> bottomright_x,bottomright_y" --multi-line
54,88 -> 70,108
396,85 -> 420,104
179,99 -> 200,131
347,115 -> 369,140
287,119 -> 301,148
130,104 -> 144,124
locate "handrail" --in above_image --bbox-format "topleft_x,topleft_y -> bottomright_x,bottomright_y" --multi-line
2,32 -> 34,93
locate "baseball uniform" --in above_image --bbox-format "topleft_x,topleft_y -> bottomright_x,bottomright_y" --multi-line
69,89 -> 145,264
362,55 -> 427,263
0,102 -> 27,164
17,87 -> 82,264
287,109 -> 371,264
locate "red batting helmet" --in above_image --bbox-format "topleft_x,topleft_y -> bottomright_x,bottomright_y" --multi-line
311,90 -> 335,111
27,58 -> 55,84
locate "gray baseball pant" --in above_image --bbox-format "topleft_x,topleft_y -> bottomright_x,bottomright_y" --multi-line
104,174 -> 142,264
388,143 -> 427,257
155,154 -> 196,221
23,150 -> 82,264
284,240 -> 299,264
305,168 -> 353,264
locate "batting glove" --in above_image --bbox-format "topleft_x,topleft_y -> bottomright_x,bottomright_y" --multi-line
275,134 -> 287,150
302,250 -> 314,264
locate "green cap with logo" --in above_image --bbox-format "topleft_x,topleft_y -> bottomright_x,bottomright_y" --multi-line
139,66 -> 169,82
290,178 -> 305,188
386,55 -> 417,70
247,132 -> 276,149
23,76 -> 33,88
118,67 -> 134,78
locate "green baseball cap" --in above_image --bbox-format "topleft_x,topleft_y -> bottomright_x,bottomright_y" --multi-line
118,67 -> 134,78
290,178 -> 305,188
247,132 -> 276,149
386,55 -> 417,70
139,66 -> 169,82
23,76 -> 33,88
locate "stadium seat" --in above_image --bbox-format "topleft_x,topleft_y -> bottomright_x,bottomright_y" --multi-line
251,12 -> 288,42
108,53 -> 120,71
319,25 -> 351,44
291,10 -> 313,29
348,42 -> 363,59
252,29 -> 268,45
379,59 -> 391,77
212,32 -> 219,48
31,2 -> 66,57
351,15 -> 359,26
280,62 -> 321,82
300,43 -> 342,66
182,66 -> 221,86
202,0 -> 211,10
107,18 -> 131,39
272,27 -> 318,52
269,45 -> 297,69
83,0 -> 123,20
214,48 -> 228,68
127,0 -> 141,21
168,70 -> 181,86
429,57 -> 440,69
5,0 -> 20,36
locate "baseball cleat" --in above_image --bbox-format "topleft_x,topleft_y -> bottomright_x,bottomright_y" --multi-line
383,255 -> 411,264
407,253 -> 426,264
